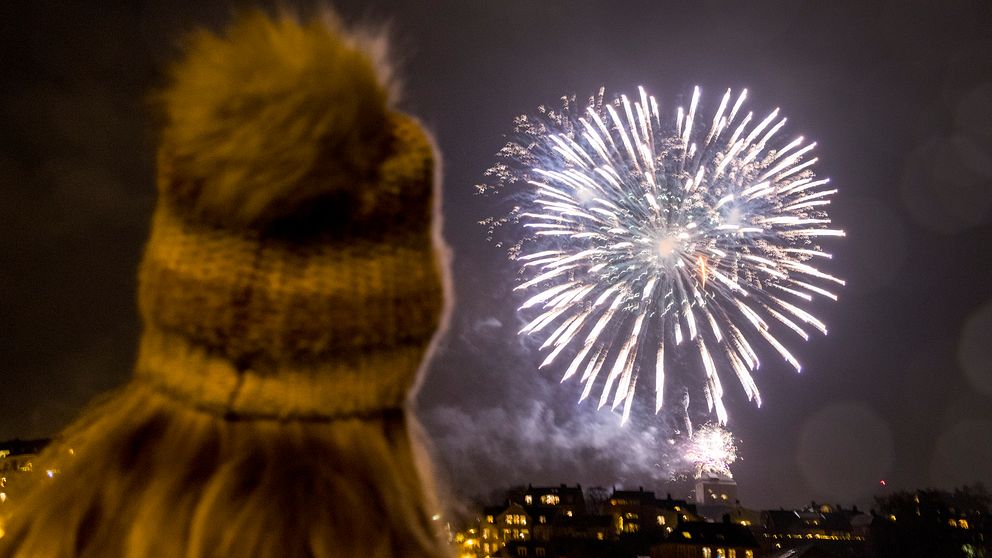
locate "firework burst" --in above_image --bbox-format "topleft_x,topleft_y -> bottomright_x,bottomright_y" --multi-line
483,86 -> 844,425
684,423 -> 739,479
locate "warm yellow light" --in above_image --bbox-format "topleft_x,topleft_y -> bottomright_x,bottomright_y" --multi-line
959,519 -> 970,529
682,532 -> 692,539
888,514 -> 897,522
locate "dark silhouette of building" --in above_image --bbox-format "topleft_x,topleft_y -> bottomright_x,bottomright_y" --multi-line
760,502 -> 867,555
869,486 -> 991,558
652,520 -> 761,558
0,438 -> 52,525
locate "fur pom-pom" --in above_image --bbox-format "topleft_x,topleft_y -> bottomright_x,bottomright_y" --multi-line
157,10 -> 396,228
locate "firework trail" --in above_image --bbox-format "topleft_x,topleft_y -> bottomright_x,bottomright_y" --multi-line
481,86 -> 844,425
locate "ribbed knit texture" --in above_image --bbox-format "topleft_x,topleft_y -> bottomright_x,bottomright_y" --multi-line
137,113 -> 442,419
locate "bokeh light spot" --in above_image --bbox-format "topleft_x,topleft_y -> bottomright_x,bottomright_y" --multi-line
958,300 -> 992,397
798,401 -> 894,503
930,420 -> 992,487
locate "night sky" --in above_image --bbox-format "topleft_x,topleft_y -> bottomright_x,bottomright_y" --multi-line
3,1 -> 992,511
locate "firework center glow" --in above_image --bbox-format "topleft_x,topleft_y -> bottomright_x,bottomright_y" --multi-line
657,236 -> 679,258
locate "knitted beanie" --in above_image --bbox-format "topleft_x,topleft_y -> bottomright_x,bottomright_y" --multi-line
134,10 -> 444,421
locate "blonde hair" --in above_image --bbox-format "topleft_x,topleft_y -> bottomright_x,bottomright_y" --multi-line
0,8 -> 454,557
0,383 -> 450,558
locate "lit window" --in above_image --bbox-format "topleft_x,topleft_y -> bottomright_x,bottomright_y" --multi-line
730,550 -> 737,558
541,494 -> 560,505
682,532 -> 692,539
516,547 -> 527,557
596,532 -> 604,541
487,515 -> 494,524
565,510 -> 573,517
525,495 -> 533,505
702,548 -> 712,558
657,515 -> 665,525
746,551 -> 754,558
536,548 -> 545,557
721,494 -> 728,501
959,519 -> 970,529
717,549 -> 726,558
539,516 -> 546,524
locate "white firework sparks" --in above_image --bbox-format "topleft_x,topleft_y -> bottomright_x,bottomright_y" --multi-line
684,423 -> 739,479
486,86 -> 844,425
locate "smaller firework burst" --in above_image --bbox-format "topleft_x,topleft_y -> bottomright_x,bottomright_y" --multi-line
684,423 -> 739,479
